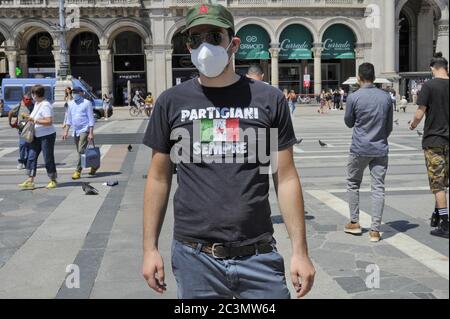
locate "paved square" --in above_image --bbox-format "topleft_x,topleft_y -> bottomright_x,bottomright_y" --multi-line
0,106 -> 448,299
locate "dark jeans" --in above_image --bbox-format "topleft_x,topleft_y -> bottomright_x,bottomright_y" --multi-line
18,133 -> 30,164
27,133 -> 57,180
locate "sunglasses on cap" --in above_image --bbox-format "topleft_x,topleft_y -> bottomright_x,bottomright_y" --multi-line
187,31 -> 226,50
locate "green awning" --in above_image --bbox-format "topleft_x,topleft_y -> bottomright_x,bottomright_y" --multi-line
236,25 -> 270,60
279,24 -> 313,60
322,24 -> 355,59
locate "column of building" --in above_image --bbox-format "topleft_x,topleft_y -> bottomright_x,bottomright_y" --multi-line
5,48 -> 17,78
417,1 -> 435,71
312,44 -> 322,96
436,5 -> 449,61
383,0 -> 396,75
269,44 -> 280,88
149,9 -> 169,98
144,47 -> 154,95
98,46 -> 112,96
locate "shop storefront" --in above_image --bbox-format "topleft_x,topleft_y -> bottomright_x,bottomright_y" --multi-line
235,25 -> 270,79
278,24 -> 313,95
70,32 -> 101,96
321,24 -> 356,92
112,31 -> 146,105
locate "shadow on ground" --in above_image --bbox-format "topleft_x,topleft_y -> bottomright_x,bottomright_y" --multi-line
381,220 -> 420,239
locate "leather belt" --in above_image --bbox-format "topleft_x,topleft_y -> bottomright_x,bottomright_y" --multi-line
182,241 -> 273,259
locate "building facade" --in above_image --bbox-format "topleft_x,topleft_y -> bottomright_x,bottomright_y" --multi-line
0,0 -> 448,104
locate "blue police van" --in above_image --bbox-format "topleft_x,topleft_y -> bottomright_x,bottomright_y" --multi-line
0,78 -> 111,119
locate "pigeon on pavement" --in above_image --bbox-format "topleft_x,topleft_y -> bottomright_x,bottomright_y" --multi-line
81,182 -> 99,195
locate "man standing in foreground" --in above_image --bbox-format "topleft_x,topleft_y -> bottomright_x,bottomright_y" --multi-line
344,63 -> 393,243
409,52 -> 449,239
142,3 -> 315,299
62,86 -> 98,179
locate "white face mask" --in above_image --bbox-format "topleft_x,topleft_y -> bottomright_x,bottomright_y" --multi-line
191,41 -> 233,78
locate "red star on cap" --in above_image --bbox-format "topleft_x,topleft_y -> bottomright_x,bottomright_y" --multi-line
199,4 -> 208,14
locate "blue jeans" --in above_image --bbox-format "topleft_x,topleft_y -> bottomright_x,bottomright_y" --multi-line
171,239 -> 290,299
288,101 -> 296,114
18,134 -> 30,164
27,133 -> 57,180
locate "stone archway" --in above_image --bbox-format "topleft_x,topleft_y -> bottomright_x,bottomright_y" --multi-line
70,32 -> 101,95
109,30 -> 147,106
397,0 -> 447,72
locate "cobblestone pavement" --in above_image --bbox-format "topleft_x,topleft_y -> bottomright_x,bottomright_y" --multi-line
0,105 -> 448,299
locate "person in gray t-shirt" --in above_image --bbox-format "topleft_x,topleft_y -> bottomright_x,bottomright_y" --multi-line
343,63 -> 393,243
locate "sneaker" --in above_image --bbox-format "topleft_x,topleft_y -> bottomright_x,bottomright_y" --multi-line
46,180 -> 57,189
17,163 -> 25,170
369,231 -> 381,242
72,171 -> 81,180
430,217 -> 449,239
88,167 -> 98,176
18,180 -> 35,190
344,222 -> 362,235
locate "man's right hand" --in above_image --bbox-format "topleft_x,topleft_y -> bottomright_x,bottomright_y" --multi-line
62,131 -> 69,140
142,249 -> 166,293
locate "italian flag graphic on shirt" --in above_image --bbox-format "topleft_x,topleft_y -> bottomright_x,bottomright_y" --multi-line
200,119 -> 240,142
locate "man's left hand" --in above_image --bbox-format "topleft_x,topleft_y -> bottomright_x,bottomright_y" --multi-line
290,254 -> 316,298
88,133 -> 94,141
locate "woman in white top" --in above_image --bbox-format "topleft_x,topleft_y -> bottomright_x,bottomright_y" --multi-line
18,85 -> 58,190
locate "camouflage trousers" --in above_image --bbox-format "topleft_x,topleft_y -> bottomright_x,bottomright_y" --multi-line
424,144 -> 449,193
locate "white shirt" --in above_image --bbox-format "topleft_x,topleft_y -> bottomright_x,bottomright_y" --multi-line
30,100 -> 56,138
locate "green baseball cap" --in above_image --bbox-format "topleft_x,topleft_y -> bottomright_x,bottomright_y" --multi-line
182,3 -> 235,33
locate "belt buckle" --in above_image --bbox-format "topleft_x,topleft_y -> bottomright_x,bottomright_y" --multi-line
211,243 -> 223,259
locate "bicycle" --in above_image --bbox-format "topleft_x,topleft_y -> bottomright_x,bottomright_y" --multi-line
297,95 -> 312,104
129,102 -> 152,117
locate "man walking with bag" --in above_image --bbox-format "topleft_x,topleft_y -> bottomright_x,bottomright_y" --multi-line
62,86 -> 98,179
142,3 -> 315,299
344,63 -> 393,242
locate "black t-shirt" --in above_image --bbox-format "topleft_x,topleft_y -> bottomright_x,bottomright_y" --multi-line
143,76 -> 297,244
417,78 -> 449,149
